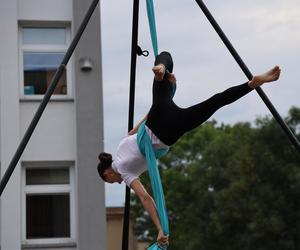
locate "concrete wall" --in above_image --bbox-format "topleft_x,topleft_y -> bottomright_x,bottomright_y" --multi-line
0,0 -> 105,249
0,0 -> 22,249
20,103 -> 76,161
19,0 -> 73,21
73,0 -> 106,249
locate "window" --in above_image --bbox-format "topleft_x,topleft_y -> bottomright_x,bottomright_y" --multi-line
26,194 -> 70,239
22,164 -> 75,245
20,26 -> 71,98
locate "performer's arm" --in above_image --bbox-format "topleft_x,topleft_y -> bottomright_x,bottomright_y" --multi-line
130,179 -> 169,246
128,114 -> 148,135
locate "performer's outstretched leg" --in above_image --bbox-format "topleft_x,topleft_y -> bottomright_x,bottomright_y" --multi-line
181,66 -> 281,132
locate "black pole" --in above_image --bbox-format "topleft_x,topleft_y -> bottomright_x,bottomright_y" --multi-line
122,0 -> 140,249
195,0 -> 300,152
0,0 -> 100,195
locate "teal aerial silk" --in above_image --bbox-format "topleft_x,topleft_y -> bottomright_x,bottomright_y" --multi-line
137,80 -> 176,250
137,121 -> 169,250
146,0 -> 159,56
141,2 -> 176,248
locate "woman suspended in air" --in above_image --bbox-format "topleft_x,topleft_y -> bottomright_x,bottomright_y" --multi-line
97,52 -> 281,247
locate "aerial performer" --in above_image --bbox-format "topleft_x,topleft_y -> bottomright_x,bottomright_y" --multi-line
97,51 -> 281,247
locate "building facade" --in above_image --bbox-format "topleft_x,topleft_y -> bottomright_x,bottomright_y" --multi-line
0,0 -> 106,249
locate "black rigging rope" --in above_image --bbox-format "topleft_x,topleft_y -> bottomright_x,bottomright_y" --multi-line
122,0 -> 141,249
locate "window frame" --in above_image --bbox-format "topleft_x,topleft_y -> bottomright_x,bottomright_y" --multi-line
21,162 -> 76,246
19,23 -> 73,100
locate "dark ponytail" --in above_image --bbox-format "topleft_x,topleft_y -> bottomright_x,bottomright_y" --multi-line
97,152 -> 113,180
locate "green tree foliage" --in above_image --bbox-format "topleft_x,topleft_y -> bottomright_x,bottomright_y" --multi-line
132,107 -> 300,250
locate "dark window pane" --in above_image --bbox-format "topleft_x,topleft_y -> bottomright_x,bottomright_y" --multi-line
26,194 -> 70,239
26,169 -> 69,185
23,52 -> 67,95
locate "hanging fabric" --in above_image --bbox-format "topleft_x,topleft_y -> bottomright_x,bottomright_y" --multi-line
141,2 -> 176,249
137,121 -> 169,250
146,0 -> 159,56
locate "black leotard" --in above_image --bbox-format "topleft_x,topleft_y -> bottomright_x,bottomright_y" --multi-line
146,52 -> 253,146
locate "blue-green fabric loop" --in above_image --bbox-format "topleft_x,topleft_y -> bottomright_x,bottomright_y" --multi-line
137,121 -> 169,250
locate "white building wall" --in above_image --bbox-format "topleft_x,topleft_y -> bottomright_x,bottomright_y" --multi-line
0,0 -> 105,249
0,0 -> 22,249
18,0 -> 75,163
20,103 -> 76,161
73,0 -> 106,249
19,0 -> 73,21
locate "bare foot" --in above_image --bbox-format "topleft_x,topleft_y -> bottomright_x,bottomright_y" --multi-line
168,73 -> 177,85
248,66 -> 281,88
152,64 -> 165,81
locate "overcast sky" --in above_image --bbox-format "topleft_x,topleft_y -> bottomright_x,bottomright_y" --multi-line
100,0 -> 300,207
